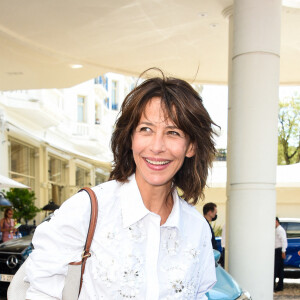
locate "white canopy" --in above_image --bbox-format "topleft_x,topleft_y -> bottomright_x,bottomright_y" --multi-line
276,162 -> 300,187
0,174 -> 30,189
207,162 -> 300,188
0,0 -> 300,90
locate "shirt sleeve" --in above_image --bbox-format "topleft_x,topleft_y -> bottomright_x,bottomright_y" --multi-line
196,221 -> 217,298
196,294 -> 208,300
279,226 -> 288,253
26,288 -> 59,300
25,191 -> 91,300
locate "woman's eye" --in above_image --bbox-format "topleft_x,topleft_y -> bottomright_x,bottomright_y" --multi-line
139,127 -> 151,132
168,130 -> 181,136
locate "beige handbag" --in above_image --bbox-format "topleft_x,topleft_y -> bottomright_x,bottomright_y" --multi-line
7,187 -> 98,300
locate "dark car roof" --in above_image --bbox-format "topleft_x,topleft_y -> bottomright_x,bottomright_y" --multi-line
0,214 -> 52,254
0,234 -> 33,254
280,218 -> 300,223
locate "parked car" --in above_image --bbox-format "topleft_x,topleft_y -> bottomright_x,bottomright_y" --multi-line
214,218 -> 300,279
206,250 -> 251,300
280,218 -> 300,278
0,214 -> 52,295
0,235 -> 33,295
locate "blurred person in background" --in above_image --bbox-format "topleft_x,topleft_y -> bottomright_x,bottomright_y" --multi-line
203,202 -> 218,250
274,216 -> 288,292
0,208 -> 16,242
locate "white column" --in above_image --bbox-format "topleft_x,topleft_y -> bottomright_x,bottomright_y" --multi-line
222,6 -> 234,272
0,110 -> 9,176
225,0 -> 281,299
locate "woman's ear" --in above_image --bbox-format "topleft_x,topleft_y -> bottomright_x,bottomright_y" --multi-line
186,143 -> 195,158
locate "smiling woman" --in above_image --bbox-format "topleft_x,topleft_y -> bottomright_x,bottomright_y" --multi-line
24,69 -> 219,300
110,69 -> 219,205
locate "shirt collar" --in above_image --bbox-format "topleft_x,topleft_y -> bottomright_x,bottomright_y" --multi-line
161,188 -> 181,231
120,174 -> 150,228
120,174 -> 182,231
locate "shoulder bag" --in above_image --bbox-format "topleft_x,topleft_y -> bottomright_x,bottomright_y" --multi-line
7,187 -> 98,300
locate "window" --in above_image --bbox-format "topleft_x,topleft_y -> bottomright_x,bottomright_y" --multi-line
95,103 -> 101,124
77,96 -> 86,122
95,172 -> 106,185
111,80 -> 118,110
281,222 -> 288,232
286,222 -> 300,239
9,140 -> 36,189
48,156 -> 67,205
104,97 -> 109,109
76,166 -> 89,189
94,76 -> 104,85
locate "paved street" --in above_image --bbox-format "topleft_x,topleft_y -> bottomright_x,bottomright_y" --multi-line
274,279 -> 300,300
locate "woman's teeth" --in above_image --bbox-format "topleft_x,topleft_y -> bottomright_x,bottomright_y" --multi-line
146,159 -> 170,165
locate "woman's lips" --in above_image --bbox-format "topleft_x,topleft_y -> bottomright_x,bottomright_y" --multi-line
143,158 -> 171,170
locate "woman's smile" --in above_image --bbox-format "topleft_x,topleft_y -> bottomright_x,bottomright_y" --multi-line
143,157 -> 171,170
145,158 -> 170,165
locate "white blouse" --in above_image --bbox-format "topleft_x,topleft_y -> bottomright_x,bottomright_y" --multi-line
25,175 -> 216,300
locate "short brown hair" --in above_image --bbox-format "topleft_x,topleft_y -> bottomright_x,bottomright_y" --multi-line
110,70 -> 218,205
203,202 -> 217,215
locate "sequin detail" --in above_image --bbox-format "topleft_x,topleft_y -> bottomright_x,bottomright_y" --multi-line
116,254 -> 144,299
160,228 -> 203,299
127,221 -> 146,242
161,228 -> 180,255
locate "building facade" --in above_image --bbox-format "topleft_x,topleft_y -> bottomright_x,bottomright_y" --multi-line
0,73 -> 136,223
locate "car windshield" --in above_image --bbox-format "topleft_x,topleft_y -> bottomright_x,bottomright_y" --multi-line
286,222 -> 300,238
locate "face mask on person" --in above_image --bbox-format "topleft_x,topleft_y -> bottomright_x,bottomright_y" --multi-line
211,214 -> 218,222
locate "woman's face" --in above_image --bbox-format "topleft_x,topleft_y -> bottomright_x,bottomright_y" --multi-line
131,97 -> 194,190
6,210 -> 13,218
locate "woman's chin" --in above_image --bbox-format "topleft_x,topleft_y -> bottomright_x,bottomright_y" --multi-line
140,176 -> 173,188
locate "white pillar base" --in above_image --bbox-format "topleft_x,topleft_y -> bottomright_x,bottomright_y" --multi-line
228,185 -> 276,298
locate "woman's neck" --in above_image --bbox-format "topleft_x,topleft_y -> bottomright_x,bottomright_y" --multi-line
137,181 -> 174,225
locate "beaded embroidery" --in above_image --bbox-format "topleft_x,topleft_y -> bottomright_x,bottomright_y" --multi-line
161,228 -> 180,255
127,220 -> 146,242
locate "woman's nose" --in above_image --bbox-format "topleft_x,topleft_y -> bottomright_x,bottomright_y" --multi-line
150,133 -> 166,153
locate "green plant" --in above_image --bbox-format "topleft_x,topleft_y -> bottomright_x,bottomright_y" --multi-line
212,222 -> 222,237
278,95 -> 300,165
3,188 -> 41,223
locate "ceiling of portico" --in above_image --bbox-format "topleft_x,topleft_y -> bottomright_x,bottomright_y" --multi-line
0,0 -> 299,90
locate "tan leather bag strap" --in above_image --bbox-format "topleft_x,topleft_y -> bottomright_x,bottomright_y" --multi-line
77,187 -> 98,297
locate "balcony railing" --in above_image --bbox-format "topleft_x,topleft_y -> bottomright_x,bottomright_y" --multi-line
59,121 -> 111,143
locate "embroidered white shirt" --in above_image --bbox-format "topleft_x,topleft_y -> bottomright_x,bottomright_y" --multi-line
25,175 -> 216,300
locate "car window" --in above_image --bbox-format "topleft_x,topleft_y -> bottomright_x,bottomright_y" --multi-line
286,222 -> 300,238
281,222 -> 288,231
